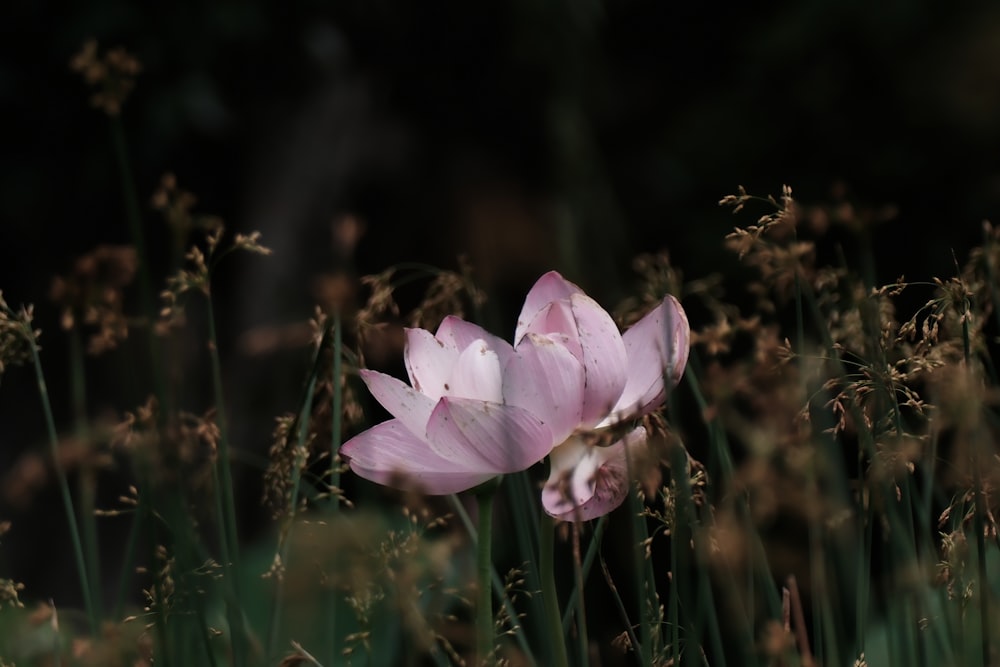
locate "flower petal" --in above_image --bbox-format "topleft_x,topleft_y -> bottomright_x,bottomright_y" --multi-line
404,328 -> 459,401
425,397 -> 553,473
444,339 -> 504,403
600,295 -> 690,427
359,369 -> 436,438
504,333 -> 585,444
521,300 -> 583,358
569,294 -> 629,427
541,427 -> 647,521
436,316 -> 514,369
341,419 -> 493,494
515,271 -> 583,345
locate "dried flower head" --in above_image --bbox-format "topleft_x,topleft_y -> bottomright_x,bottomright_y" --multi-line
69,39 -> 141,116
155,181 -> 271,332
0,293 -> 36,375
50,245 -> 138,354
151,172 -> 223,245
408,256 -> 486,331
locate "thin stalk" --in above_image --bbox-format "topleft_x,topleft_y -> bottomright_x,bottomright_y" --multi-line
570,520 -> 590,667
25,328 -> 98,636
686,357 -> 757,663
598,551 -> 642,666
205,297 -> 245,666
508,471 -> 548,661
629,489 -> 655,665
540,513 -> 570,667
669,514 -> 680,666
963,308 -> 990,666
448,494 -> 537,666
110,120 -> 152,315
330,311 -> 343,501
856,465 -> 871,660
109,117 -> 168,407
669,444 -> 699,667
112,508 -> 142,621
561,516 -> 608,634
328,311 -> 343,666
475,484 -> 497,665
266,354 -> 321,657
69,330 -> 102,622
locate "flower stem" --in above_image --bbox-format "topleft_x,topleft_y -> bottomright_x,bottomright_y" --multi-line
25,327 -> 98,636
540,513 -> 570,667
570,520 -> 590,666
205,296 -> 246,666
476,483 -> 497,665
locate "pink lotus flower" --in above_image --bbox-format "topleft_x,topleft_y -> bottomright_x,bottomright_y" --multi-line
515,272 -> 689,520
341,271 -> 690,520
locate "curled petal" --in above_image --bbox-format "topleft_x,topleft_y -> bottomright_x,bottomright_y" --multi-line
404,328 -> 459,401
425,397 -> 553,473
503,333 -> 585,444
443,338 -> 504,403
359,369 -> 436,437
520,300 -> 582,358
600,295 -> 690,427
542,427 -> 647,521
515,271 -> 583,345
569,293 -> 628,427
341,419 -> 493,494
436,316 -> 514,369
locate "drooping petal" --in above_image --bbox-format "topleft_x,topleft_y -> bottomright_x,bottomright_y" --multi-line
436,316 -> 514,369
599,295 -> 690,427
425,397 -> 553,473
359,369 -> 436,437
515,271 -> 583,345
341,419 -> 493,494
503,333 -> 585,444
444,339 -> 504,403
541,427 -> 647,521
403,328 -> 459,401
569,293 -> 629,426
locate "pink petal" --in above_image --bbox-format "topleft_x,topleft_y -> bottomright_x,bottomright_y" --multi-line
569,294 -> 629,427
503,333 -> 585,444
425,397 -> 553,473
514,271 -> 583,345
359,369 -> 436,438
404,328 -> 459,401
600,295 -> 690,427
341,419 -> 493,494
521,301 -> 583,358
443,339 -> 504,403
541,427 -> 647,521
436,316 -> 514,369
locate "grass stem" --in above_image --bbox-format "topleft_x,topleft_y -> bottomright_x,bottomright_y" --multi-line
540,512 -> 570,667
475,483 -> 497,665
25,326 -> 98,636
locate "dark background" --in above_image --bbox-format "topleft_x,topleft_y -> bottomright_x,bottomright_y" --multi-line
3,0 -> 1000,636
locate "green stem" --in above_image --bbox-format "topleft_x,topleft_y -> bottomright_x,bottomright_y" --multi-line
205,296 -> 246,665
448,495 -> 537,665
26,328 -> 98,636
561,516 -> 607,634
476,484 -> 497,665
570,520 -> 590,666
328,311 -> 343,665
540,513 -> 570,667
267,342 -> 322,658
962,307 -> 990,666
69,331 -> 102,623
